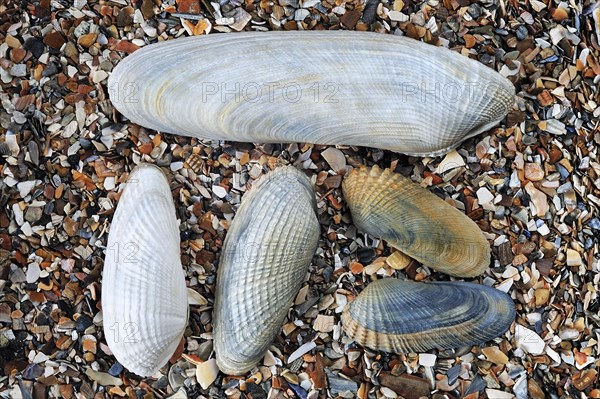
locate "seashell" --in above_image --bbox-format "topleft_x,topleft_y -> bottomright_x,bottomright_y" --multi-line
342,165 -> 490,277
102,164 -> 188,377
108,31 -> 515,157
341,278 -> 515,353
214,166 -> 319,375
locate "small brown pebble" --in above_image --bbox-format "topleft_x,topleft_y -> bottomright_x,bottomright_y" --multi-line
524,163 -> 544,181
349,262 -> 363,274
572,369 -> 597,391
43,31 -> 66,49
528,379 -> 546,399
464,34 -> 476,48
5,35 -> 21,48
178,0 -> 201,13
341,10 -> 361,29
534,288 -> 550,306
548,147 -> 563,164
537,90 -> 554,106
141,0 -> 155,18
512,253 -> 528,266
77,33 -> 98,48
114,40 -> 140,54
64,42 -> 78,58
10,48 -> 27,63
551,6 -> 568,21
379,373 -> 429,399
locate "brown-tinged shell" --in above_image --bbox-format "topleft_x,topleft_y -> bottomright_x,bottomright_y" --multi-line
341,278 -> 515,353
342,165 -> 490,277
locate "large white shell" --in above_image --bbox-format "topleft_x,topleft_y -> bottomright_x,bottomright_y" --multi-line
108,31 -> 515,157
213,166 -> 320,375
102,164 -> 188,377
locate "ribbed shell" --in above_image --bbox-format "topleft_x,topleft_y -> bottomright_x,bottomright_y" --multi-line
102,164 -> 188,377
214,166 -> 319,375
342,165 -> 490,277
107,31 -> 515,157
341,278 -> 515,353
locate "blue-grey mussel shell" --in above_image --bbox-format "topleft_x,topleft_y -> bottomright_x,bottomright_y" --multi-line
342,278 -> 515,353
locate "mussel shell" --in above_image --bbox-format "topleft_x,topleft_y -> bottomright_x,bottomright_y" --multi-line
214,166 -> 320,375
342,165 -> 490,277
341,278 -> 515,353
108,31 -> 515,157
102,164 -> 188,377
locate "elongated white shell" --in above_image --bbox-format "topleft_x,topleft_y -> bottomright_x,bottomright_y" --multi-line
102,164 -> 188,377
108,31 -> 515,157
214,166 -> 320,375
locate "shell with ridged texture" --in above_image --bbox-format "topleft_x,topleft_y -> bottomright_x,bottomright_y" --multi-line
214,166 -> 320,375
342,165 -> 490,277
102,164 -> 188,377
342,278 -> 515,353
107,31 -> 515,157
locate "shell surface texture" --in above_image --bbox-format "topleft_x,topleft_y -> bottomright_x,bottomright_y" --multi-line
341,278 -> 515,353
102,164 -> 188,377
108,31 -> 515,157
214,166 -> 320,375
342,165 -> 490,277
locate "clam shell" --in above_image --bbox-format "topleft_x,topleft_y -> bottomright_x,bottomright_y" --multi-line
214,166 -> 319,375
342,165 -> 490,277
108,31 -> 514,157
102,164 -> 188,377
341,278 -> 515,353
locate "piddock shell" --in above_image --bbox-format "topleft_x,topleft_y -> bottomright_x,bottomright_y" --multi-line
102,164 -> 188,377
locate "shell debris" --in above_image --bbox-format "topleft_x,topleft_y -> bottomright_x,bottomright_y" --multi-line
1,0 -> 598,396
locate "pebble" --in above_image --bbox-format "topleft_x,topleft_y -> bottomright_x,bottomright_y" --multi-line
326,370 -> 358,396
313,315 -> 335,333
10,64 -> 27,77
43,31 -> 66,49
321,148 -> 346,173
524,163 -> 544,181
196,358 -> 218,389
26,263 -> 41,284
482,346 -> 509,365
516,25 -> 528,40
24,37 -> 44,58
486,388 -> 515,399
566,249 -> 582,266
388,11 -> 409,22
477,187 -> 495,211
514,325 -> 545,355
108,362 -> 124,376
386,251 -> 411,270
17,180 -> 37,198
524,183 -> 548,217
436,150 -> 465,174
467,3 -> 482,19
212,185 -> 228,198
5,35 -> 21,48
288,341 -> 316,364
357,247 -> 377,264
85,369 -> 122,386
418,353 -> 436,367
